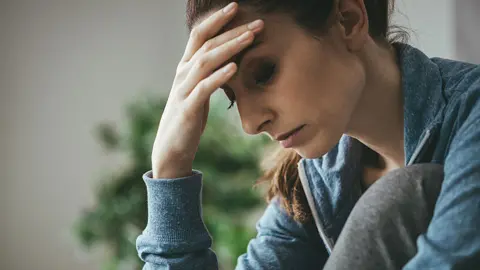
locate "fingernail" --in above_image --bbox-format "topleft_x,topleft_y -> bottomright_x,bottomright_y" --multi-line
247,19 -> 263,30
223,63 -> 235,74
223,2 -> 236,14
237,31 -> 252,43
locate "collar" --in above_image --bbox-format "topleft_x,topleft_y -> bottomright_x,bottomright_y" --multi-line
395,43 -> 446,164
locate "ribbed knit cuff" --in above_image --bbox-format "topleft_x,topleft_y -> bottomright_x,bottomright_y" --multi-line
142,170 -> 211,246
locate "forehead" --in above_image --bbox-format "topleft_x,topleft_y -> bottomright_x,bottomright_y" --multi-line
196,7 -> 294,35
223,7 -> 264,30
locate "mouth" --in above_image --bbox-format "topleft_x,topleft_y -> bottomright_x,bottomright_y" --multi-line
274,125 -> 306,141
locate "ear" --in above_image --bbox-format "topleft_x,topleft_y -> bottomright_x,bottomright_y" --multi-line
336,0 -> 369,51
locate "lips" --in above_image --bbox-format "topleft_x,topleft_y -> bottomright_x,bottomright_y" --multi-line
275,125 -> 305,141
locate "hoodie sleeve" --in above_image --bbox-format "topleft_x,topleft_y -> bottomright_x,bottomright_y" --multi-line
136,170 -> 328,270
403,86 -> 480,269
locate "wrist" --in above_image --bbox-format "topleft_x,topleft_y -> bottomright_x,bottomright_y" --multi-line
152,162 -> 193,179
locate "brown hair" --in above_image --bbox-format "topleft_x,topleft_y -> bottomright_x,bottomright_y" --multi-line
186,0 -> 401,223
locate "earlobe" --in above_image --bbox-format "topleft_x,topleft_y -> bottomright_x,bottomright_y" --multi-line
337,0 -> 369,52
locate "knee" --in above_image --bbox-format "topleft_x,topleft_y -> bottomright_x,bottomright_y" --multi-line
373,163 -> 444,203
396,163 -> 444,186
356,163 -> 444,221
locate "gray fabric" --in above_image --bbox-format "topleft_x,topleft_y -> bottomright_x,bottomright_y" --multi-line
323,164 -> 444,270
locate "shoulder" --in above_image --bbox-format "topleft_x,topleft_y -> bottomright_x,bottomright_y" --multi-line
431,57 -> 480,102
428,58 -> 480,131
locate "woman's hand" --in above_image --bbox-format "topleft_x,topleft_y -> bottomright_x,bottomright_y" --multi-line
151,2 -> 264,178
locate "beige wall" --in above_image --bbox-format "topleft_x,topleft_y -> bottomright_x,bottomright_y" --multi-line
455,0 -> 480,64
391,0 -> 455,59
0,0 -> 465,269
1,1 -> 186,269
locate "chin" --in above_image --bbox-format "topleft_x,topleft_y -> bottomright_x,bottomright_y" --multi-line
295,147 -> 327,159
294,131 -> 343,159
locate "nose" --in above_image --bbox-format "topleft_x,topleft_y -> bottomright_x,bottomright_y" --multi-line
238,99 -> 273,135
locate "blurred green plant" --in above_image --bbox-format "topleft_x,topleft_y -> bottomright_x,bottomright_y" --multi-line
73,92 -> 270,269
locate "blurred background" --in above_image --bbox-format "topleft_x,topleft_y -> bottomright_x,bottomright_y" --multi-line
0,0 -> 478,269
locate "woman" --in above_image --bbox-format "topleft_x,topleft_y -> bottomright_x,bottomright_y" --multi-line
136,0 -> 480,269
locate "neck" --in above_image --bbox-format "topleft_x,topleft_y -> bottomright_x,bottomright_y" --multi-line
346,40 -> 405,169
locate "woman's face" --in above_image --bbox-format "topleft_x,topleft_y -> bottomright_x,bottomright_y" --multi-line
210,9 -> 366,158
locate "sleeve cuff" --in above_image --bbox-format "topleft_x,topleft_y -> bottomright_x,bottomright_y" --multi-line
142,170 -> 211,245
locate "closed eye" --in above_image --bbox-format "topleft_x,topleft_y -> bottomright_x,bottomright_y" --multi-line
253,61 -> 276,86
221,60 -> 276,110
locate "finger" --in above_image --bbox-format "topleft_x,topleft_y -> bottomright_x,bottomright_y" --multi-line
186,62 -> 237,110
182,31 -> 254,94
181,2 -> 238,62
189,19 -> 264,64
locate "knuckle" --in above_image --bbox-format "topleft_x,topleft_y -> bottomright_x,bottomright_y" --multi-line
195,57 -> 208,70
176,62 -> 184,73
175,69 -> 188,82
196,80 -> 207,91
203,40 -> 214,52
227,36 -> 240,48
190,27 -> 201,41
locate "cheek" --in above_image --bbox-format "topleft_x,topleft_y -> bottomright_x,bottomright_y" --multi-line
272,42 -> 365,125
276,66 -> 347,119
312,58 -> 365,114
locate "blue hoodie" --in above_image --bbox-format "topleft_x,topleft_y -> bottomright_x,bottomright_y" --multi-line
136,44 -> 480,269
